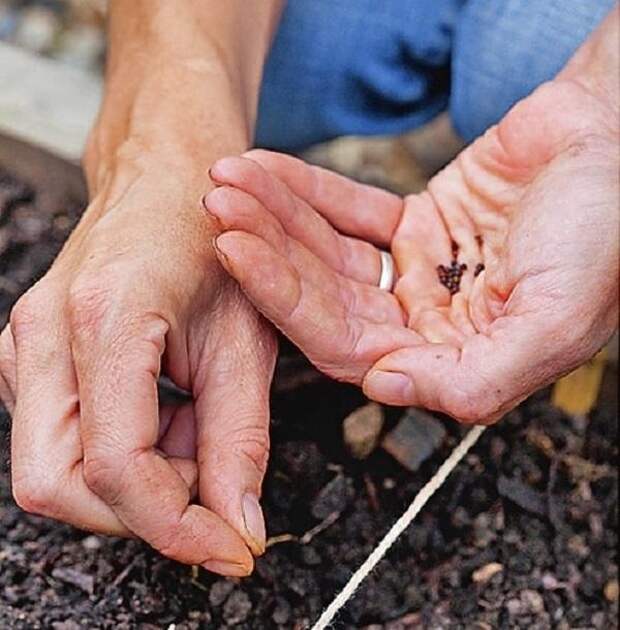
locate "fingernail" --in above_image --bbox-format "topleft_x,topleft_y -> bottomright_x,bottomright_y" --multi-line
365,371 -> 413,403
201,193 -> 223,224
242,493 -> 266,555
207,164 -> 219,182
202,559 -> 252,577
213,236 -> 232,270
208,158 -> 233,183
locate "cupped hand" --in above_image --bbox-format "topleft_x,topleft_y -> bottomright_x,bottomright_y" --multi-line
0,162 -> 276,575
205,79 -> 618,424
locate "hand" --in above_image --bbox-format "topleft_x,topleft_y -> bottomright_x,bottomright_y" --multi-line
204,79 -> 618,424
0,161 -> 276,576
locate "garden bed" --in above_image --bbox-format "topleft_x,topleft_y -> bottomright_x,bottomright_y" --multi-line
0,139 -> 617,629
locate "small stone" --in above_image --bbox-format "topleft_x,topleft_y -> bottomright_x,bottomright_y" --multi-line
272,597 -> 292,625
541,573 -> 560,590
300,546 -> 321,566
505,598 -> 522,616
381,408 -> 446,472
81,535 -> 102,551
451,506 -> 471,528
472,562 -> 503,584
589,514 -> 604,541
566,534 -> 589,558
472,512 -> 496,549
222,590 -> 252,626
51,622 -> 81,630
343,402 -> 384,459
209,580 -> 235,607
604,579 -> 619,602
521,589 -> 545,614
12,205 -> 47,244
310,474 -> 354,520
497,475 -> 547,516
51,566 -> 95,595
385,612 -> 423,629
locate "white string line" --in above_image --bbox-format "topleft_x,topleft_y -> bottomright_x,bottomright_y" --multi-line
311,424 -> 487,630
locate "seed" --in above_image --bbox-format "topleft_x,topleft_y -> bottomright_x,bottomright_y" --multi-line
475,263 -> 485,277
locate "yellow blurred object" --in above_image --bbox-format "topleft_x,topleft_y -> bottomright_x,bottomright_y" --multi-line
551,349 -> 608,415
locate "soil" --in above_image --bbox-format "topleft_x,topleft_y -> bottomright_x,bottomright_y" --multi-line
0,143 -> 618,629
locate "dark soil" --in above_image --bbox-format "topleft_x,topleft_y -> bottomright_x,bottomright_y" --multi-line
0,144 -> 618,629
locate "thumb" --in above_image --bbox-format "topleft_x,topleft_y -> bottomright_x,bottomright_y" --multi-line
363,313 -> 574,424
194,301 -> 277,556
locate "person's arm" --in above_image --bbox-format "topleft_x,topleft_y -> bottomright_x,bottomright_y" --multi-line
558,5 -> 618,122
203,7 -> 618,423
0,0 -> 284,577
86,0 -> 281,197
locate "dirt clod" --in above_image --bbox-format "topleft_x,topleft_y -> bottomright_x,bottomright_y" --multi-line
343,402 -> 384,459
472,561 -> 503,583
222,589 -> 252,625
382,408 -> 446,472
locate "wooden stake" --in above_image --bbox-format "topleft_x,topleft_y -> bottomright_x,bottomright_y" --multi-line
551,349 -> 608,416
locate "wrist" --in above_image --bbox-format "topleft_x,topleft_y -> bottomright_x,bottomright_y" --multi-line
84,69 -> 250,196
558,7 -> 619,131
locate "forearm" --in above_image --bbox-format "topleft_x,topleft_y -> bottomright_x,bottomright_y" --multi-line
85,0 -> 283,197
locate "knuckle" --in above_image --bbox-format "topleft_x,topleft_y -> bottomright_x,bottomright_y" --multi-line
152,528 -> 183,559
9,290 -> 47,338
82,455 -> 123,505
68,278 -> 113,336
12,473 -> 58,517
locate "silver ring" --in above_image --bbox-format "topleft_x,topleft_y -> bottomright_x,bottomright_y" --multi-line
378,250 -> 395,291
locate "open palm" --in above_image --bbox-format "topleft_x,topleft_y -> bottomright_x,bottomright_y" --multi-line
205,79 -> 618,423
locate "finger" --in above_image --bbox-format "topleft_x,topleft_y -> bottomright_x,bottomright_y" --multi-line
167,457 -> 198,498
0,325 -> 16,413
427,162 -> 485,295
415,309 -> 467,346
204,186 -> 288,250
363,313 -> 561,423
241,150 -> 404,247
195,300 -> 276,556
9,297 -> 130,535
158,403 -> 199,499
158,403 -> 197,459
393,193 -> 454,325
449,293 -> 478,337
207,159 -> 383,285
215,231 -> 422,384
71,308 -> 253,574
207,187 -> 405,327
